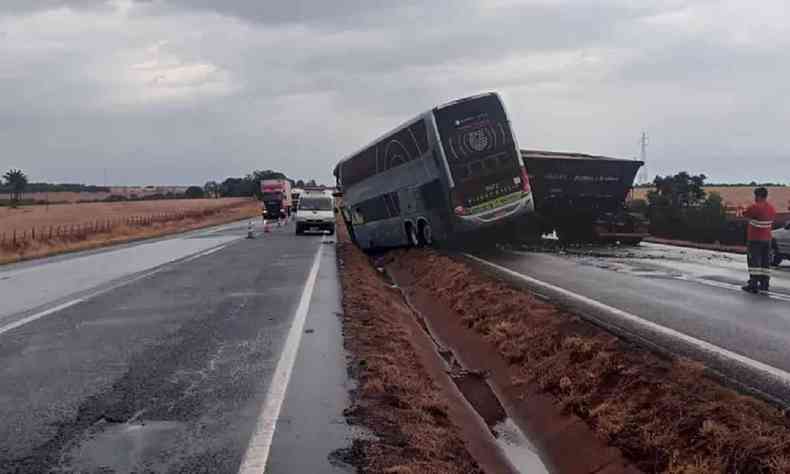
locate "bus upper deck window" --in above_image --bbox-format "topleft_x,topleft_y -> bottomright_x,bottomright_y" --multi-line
469,161 -> 483,175
484,158 -> 497,171
457,165 -> 470,180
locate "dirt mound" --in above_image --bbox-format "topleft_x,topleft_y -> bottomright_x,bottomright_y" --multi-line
397,249 -> 790,473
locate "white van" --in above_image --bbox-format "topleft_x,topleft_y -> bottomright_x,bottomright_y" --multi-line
295,194 -> 335,235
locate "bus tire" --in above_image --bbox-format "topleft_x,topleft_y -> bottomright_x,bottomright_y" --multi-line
418,219 -> 433,246
405,222 -> 419,247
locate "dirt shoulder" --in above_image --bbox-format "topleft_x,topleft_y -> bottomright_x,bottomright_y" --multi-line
335,225 -> 500,473
0,199 -> 259,265
394,249 -> 790,473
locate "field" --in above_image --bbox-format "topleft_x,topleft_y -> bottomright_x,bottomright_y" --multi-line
632,186 -> 790,211
0,198 -> 259,264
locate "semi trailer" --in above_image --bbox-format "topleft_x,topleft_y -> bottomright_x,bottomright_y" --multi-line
521,150 -> 648,244
260,179 -> 293,220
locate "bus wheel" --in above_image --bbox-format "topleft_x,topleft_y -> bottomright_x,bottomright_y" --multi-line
405,222 -> 419,247
418,220 -> 433,246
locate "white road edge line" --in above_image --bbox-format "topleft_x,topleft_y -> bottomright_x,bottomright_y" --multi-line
0,299 -> 85,336
464,253 -> 790,386
0,242 -> 233,336
238,239 -> 325,473
504,248 -> 790,303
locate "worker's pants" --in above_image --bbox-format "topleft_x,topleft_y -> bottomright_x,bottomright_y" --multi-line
747,241 -> 771,290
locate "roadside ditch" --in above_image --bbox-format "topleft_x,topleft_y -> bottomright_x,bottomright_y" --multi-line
338,225 -> 790,472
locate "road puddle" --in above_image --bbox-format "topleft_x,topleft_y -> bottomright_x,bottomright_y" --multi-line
493,419 -> 547,474
65,419 -> 186,473
451,372 -> 548,474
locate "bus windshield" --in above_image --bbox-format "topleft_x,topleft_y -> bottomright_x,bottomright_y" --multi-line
434,94 -> 524,211
299,197 -> 333,211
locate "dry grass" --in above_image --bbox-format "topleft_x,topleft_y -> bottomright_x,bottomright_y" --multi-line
0,198 -> 251,232
336,225 -> 482,474
0,199 -> 259,264
398,249 -> 790,473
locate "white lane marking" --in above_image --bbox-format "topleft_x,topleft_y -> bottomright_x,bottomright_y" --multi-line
464,254 -> 790,388
238,241 -> 324,473
181,243 -> 229,263
0,299 -> 85,336
0,265 -> 162,336
0,242 -> 233,336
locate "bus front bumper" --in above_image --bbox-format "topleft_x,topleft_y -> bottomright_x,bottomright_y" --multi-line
454,193 -> 534,229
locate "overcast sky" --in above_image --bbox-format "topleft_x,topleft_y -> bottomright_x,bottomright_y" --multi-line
1,0 -> 789,186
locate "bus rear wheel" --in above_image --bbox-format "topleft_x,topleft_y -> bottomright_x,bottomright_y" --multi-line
418,220 -> 433,246
405,222 -> 419,247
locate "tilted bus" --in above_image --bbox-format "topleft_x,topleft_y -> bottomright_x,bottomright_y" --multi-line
333,92 -> 534,249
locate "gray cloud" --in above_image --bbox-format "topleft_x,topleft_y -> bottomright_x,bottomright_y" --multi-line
1,0 -> 789,187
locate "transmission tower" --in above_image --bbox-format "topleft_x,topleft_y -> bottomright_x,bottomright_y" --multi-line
638,131 -> 649,184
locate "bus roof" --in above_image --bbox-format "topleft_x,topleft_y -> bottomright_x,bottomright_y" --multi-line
333,92 -> 499,180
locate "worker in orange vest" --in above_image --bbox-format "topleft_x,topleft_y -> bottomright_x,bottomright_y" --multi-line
742,187 -> 777,293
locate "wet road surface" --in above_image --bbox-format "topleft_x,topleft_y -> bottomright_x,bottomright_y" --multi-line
472,241 -> 790,383
0,220 -> 352,473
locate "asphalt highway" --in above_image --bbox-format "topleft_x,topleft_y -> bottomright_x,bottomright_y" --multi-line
0,219 -> 352,473
470,241 -> 790,400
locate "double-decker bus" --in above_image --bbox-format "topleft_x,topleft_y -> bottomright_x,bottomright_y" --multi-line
333,92 -> 534,250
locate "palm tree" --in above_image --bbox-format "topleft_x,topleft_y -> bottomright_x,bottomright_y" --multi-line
3,169 -> 28,207
204,181 -> 219,198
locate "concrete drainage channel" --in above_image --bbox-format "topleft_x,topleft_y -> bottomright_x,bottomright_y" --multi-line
382,262 -> 636,474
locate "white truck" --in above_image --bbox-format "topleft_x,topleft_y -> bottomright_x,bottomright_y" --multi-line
772,223 -> 790,266
295,192 -> 335,235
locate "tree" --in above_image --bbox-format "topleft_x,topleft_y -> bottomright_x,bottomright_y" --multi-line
3,169 -> 28,207
219,177 -> 254,197
204,181 -> 219,198
246,170 -> 288,198
295,179 -> 305,188
648,172 -> 707,209
645,172 -> 727,242
306,179 -> 317,187
185,186 -> 205,199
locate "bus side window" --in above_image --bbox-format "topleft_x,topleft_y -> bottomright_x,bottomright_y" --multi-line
353,208 -> 365,225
